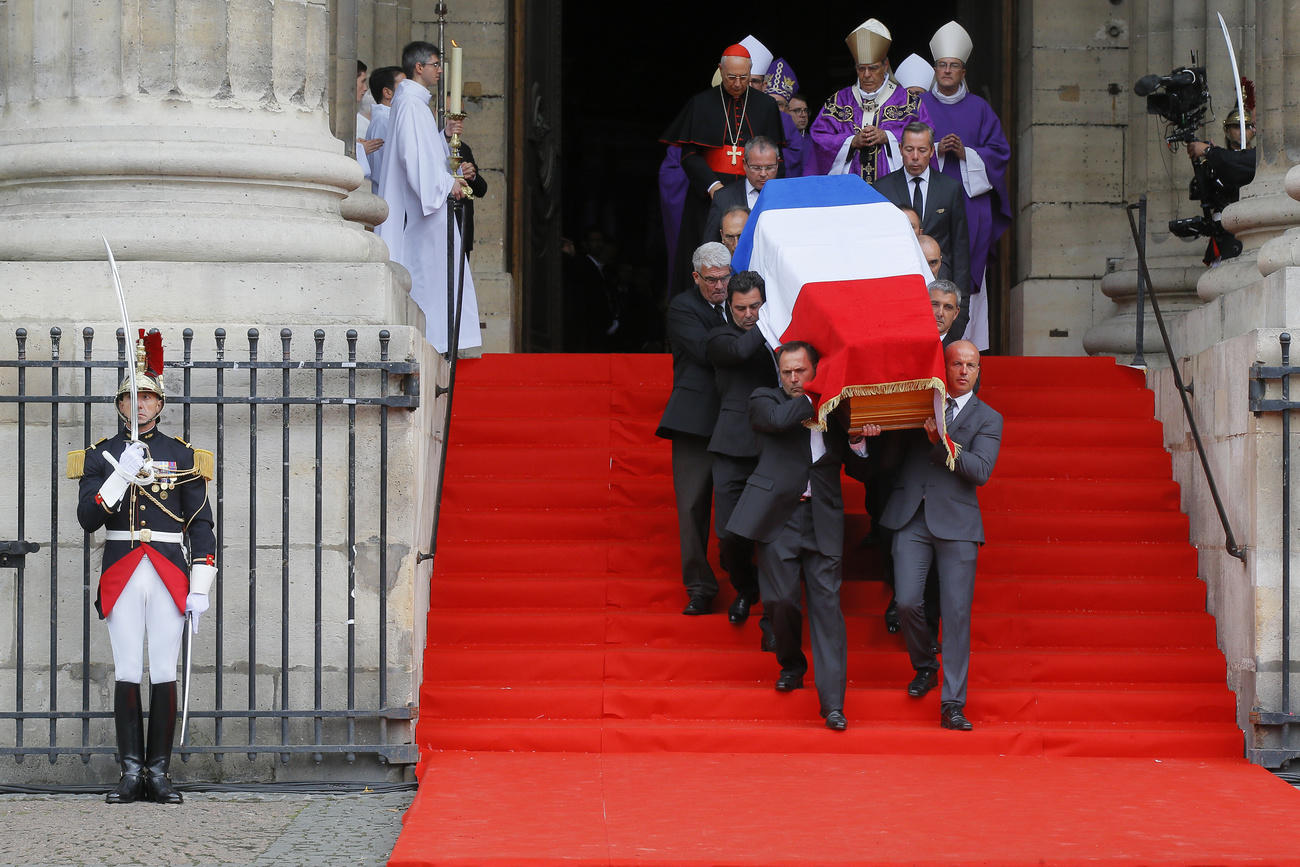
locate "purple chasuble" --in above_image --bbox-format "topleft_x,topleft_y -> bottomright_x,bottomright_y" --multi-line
779,112 -> 805,177
809,84 -> 928,181
658,146 -> 690,293
921,90 -> 1011,289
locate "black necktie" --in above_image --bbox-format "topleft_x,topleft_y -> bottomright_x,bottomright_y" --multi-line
714,304 -> 727,324
912,176 -> 924,215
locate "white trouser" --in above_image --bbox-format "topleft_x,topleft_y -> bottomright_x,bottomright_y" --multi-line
105,556 -> 185,684
967,275 -> 990,352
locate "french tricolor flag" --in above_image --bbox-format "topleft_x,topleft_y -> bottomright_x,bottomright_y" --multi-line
732,175 -> 954,463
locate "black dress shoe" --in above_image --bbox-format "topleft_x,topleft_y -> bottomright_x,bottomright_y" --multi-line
941,705 -> 973,731
884,599 -> 900,634
682,596 -> 714,616
727,595 -> 755,625
774,673 -> 803,692
824,710 -> 847,731
907,669 -> 938,698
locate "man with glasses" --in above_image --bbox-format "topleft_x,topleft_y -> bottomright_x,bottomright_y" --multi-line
657,242 -> 734,615
702,137 -> 779,248
376,41 -> 479,355
921,21 -> 1011,351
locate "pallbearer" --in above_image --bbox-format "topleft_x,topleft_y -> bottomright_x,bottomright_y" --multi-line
70,331 -> 216,804
810,18 -> 928,181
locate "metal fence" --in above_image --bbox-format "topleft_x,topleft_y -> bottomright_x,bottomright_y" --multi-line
0,325 -> 421,767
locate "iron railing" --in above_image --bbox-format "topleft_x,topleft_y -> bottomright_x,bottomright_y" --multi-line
0,326 -> 420,766
1127,195 -> 1246,562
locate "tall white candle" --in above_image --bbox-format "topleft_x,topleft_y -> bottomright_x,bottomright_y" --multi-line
448,41 -> 463,114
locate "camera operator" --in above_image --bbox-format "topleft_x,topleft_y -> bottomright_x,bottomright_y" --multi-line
1187,106 -> 1256,207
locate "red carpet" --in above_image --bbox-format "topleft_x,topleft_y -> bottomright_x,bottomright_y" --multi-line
391,354 -> 1300,865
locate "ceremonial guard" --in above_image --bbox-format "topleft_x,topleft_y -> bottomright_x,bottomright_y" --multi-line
810,18 -> 929,181
70,330 -> 216,804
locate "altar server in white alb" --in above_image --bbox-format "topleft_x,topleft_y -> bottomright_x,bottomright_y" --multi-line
376,40 -> 481,354
72,331 -> 217,805
921,22 -> 1011,351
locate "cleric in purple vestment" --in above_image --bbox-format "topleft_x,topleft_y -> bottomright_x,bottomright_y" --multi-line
809,18 -> 928,182
922,21 -> 1011,351
765,56 -> 815,177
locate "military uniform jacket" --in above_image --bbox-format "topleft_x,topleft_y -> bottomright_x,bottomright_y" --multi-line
74,428 -> 216,619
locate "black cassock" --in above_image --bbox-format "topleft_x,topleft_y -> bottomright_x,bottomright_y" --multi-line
660,86 -> 785,293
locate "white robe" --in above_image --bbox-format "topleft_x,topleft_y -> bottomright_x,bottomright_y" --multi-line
376,79 -> 481,353
367,103 -> 392,196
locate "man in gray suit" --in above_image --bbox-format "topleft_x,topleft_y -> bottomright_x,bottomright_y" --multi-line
705,271 -> 777,631
726,342 -> 873,731
657,242 -> 732,615
874,122 -> 971,296
879,340 -> 1002,731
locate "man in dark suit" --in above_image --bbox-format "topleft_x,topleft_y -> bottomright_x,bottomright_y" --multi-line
878,340 -> 1002,731
702,137 -> 779,246
705,271 -> 777,634
874,122 -> 971,296
727,342 -> 873,731
657,242 -> 733,614
930,279 -> 964,347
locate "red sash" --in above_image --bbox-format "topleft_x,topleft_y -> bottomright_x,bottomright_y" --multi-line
100,545 -> 188,617
702,145 -> 748,177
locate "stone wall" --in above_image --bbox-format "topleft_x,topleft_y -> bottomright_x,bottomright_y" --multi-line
1009,0 -> 1131,356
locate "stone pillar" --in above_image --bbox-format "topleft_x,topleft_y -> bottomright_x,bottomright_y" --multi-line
1007,0 -> 1133,356
1249,1 -> 1300,281
1083,0 -> 1249,357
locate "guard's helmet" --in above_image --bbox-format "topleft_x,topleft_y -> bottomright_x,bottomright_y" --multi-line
116,330 -> 165,426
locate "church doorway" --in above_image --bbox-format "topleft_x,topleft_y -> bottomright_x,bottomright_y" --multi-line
517,2 -> 1012,351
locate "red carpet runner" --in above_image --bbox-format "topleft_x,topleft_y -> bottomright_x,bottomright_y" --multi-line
391,354 -> 1300,866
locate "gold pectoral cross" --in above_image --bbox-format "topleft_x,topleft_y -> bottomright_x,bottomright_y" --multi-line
725,145 -> 743,165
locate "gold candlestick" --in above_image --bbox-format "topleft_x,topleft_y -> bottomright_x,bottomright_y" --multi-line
446,111 -> 473,200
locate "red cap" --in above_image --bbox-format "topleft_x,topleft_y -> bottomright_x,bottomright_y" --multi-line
722,44 -> 751,59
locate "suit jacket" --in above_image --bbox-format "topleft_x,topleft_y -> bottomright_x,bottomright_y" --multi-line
656,288 -> 725,439
875,168 -> 971,293
705,324 -> 777,457
878,395 -> 1003,543
702,177 -> 752,247
726,388 -> 866,555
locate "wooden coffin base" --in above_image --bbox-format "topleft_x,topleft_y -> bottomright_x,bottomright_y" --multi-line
837,389 -> 936,431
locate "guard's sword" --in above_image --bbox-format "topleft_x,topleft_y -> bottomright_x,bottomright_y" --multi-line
180,613 -> 193,745
1217,13 -> 1247,149
103,238 -> 139,444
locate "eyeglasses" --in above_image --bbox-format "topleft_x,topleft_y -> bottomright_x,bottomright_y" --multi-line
935,61 -> 964,70
788,107 -> 809,115
745,163 -> 778,174
698,274 -> 730,286
419,60 -> 442,69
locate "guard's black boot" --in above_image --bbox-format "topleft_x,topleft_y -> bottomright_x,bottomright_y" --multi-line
143,681 -> 183,804
106,681 -> 145,804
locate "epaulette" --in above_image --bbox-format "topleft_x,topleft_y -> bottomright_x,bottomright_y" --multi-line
175,436 -> 191,448
194,448 -> 215,481
66,449 -> 85,479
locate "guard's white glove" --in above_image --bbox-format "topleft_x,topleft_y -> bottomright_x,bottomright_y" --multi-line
186,563 -> 218,634
185,592 -> 209,634
98,442 -> 147,508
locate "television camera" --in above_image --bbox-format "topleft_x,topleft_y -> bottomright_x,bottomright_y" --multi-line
1134,64 -> 1243,261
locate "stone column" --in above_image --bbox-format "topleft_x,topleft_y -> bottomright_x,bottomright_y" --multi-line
1083,0 -> 1249,356
1249,2 -> 1300,281
0,0 -> 418,330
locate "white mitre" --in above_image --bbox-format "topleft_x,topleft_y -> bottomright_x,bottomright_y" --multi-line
895,53 -> 935,90
739,35 -> 774,77
930,21 -> 974,64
